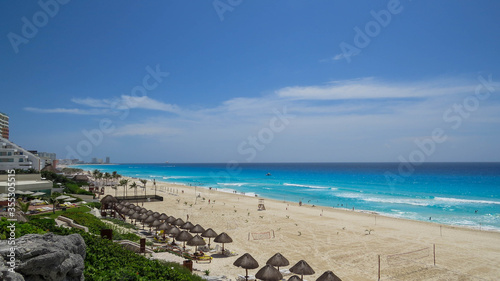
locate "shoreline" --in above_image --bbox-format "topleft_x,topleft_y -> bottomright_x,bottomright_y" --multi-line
128,175 -> 500,234
112,175 -> 500,280
68,164 -> 500,233
65,164 -> 500,280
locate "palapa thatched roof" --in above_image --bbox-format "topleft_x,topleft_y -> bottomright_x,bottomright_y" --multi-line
233,253 -> 259,269
100,195 -> 118,204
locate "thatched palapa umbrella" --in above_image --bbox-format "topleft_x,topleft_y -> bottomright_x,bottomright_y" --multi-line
288,275 -> 302,281
316,271 -> 342,281
176,230 -> 193,251
214,232 -> 232,252
173,218 -> 185,227
138,213 -> 149,228
144,215 -> 155,232
151,219 -> 162,233
126,209 -> 135,216
233,253 -> 259,281
187,234 -> 206,252
289,260 -> 315,281
100,195 -> 118,208
152,212 -> 160,218
256,264 -> 283,281
158,213 -> 169,221
158,222 -> 170,240
118,207 -> 129,215
131,212 -> 141,225
166,226 -> 181,243
201,228 -> 218,249
146,210 -> 154,216
190,224 -> 205,234
166,216 -> 176,224
266,253 -> 290,271
139,208 -> 148,214
181,221 -> 195,230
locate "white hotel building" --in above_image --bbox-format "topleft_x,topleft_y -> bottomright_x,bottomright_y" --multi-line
0,137 -> 43,171
0,137 -> 53,194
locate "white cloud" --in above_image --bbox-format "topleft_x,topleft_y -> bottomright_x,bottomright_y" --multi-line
23,107 -> 110,115
120,95 -> 180,113
276,78 -> 475,100
28,95 -> 181,115
320,52 -> 358,63
71,98 -> 111,108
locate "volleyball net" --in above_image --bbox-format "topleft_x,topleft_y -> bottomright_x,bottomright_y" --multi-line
386,246 -> 431,266
378,244 -> 436,280
248,230 -> 275,240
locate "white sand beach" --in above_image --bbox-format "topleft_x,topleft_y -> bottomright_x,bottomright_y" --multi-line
105,177 -> 500,281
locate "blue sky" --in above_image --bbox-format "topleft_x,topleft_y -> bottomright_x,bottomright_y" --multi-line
1,0 -> 499,163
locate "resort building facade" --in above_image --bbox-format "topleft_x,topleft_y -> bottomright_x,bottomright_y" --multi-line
0,112 -> 8,139
0,137 -> 43,171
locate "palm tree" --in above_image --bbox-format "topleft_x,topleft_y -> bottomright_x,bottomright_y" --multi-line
111,171 -> 119,184
139,179 -> 147,199
111,172 -> 121,188
44,194 -> 59,214
104,172 -> 111,186
129,182 -> 138,198
119,179 -> 129,198
96,172 -> 103,187
16,199 -> 30,214
111,185 -> 118,197
92,169 -> 100,179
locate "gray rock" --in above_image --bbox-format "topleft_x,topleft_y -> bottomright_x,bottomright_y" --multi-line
0,233 -> 86,281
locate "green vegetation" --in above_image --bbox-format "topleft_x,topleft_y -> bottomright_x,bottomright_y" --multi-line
63,212 -> 109,234
64,183 -> 92,195
6,218 -> 202,281
0,168 -> 38,174
42,170 -> 93,195
103,218 -> 138,230
62,212 -> 140,242
0,217 -> 47,239
41,170 -> 73,185
30,205 -> 91,220
86,202 -> 101,209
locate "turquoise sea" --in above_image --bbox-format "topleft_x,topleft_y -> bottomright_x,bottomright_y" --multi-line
73,163 -> 500,231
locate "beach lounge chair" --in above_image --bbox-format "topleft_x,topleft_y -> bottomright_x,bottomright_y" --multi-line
198,245 -> 210,252
223,249 -> 238,256
211,244 -> 221,253
279,268 -> 291,276
193,253 -> 213,264
237,274 -> 256,281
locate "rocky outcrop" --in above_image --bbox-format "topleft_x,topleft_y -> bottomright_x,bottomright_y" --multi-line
0,233 -> 86,281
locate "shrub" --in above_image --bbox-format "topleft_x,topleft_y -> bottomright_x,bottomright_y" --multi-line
0,217 -> 46,239
86,202 -> 101,209
17,220 -> 203,281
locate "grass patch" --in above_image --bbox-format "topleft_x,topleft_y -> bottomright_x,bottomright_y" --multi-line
29,205 -> 91,220
103,218 -> 138,230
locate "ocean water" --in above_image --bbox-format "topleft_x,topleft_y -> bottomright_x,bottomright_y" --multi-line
73,163 -> 500,231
